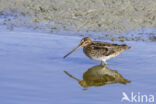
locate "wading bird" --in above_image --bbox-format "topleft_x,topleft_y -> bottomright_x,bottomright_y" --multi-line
64,37 -> 131,65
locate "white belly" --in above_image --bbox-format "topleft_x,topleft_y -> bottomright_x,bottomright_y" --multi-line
89,54 -> 118,62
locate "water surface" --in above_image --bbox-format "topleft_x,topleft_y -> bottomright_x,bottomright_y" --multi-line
0,31 -> 156,104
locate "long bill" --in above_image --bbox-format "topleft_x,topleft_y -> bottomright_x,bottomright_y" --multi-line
63,44 -> 81,58
64,71 -> 81,82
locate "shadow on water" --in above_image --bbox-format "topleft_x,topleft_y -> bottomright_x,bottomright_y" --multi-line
64,65 -> 131,90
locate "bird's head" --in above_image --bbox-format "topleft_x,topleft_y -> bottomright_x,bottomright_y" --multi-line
64,37 -> 92,58
79,37 -> 92,47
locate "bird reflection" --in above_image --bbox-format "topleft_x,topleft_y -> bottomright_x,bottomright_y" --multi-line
64,65 -> 131,89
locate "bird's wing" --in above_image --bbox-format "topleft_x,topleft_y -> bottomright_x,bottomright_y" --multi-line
90,43 -> 117,56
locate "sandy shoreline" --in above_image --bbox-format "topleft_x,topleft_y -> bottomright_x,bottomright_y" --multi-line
0,0 -> 156,41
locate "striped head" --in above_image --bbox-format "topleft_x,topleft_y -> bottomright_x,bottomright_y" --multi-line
79,37 -> 92,47
64,37 -> 92,58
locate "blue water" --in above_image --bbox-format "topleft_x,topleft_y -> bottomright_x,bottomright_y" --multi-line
0,31 -> 156,104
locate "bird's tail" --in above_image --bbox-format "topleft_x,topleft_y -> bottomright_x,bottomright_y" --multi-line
127,46 -> 132,49
122,45 -> 132,50
120,79 -> 131,85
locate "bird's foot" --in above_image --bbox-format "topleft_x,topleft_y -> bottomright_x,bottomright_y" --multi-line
103,61 -> 108,67
104,63 -> 107,67
100,61 -> 108,67
100,61 -> 103,65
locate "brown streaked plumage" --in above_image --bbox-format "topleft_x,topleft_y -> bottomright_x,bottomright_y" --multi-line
64,37 -> 131,65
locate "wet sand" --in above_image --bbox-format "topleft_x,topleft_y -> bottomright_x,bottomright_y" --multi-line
0,0 -> 156,41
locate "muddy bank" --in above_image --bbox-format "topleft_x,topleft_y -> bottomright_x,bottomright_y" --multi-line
0,0 -> 156,41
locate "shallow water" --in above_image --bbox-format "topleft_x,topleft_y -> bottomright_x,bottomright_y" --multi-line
0,31 -> 156,104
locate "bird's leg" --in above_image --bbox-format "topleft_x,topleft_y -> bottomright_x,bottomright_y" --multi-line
104,61 -> 107,66
100,61 -> 103,65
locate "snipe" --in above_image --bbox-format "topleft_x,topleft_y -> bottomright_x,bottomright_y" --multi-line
64,37 -> 131,65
